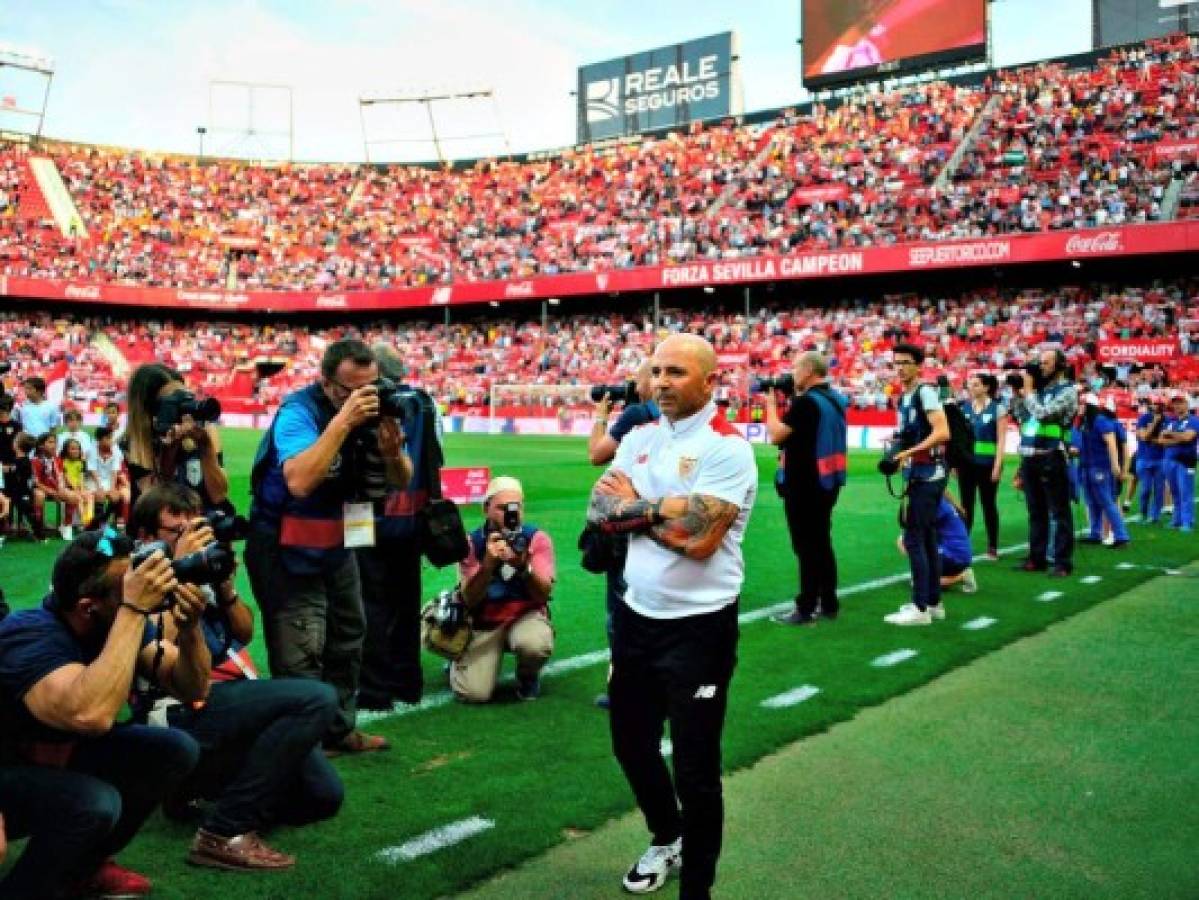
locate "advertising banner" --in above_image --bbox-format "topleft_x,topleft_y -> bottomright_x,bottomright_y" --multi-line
577,32 -> 736,142
1094,0 -> 1199,48
802,0 -> 987,89
3,223 -> 1197,313
1096,339 -> 1180,363
440,467 -> 491,505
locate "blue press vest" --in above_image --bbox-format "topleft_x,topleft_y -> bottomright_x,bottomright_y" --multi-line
898,386 -> 942,482
810,386 -> 848,490
1019,381 -> 1072,452
250,384 -> 353,575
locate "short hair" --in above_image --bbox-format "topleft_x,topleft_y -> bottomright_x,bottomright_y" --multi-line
35,432 -> 56,449
51,530 -> 134,612
130,483 -> 203,539
800,351 -> 828,378
0,396 -> 13,413
973,373 -> 999,398
22,376 -> 45,393
892,343 -> 925,364
15,432 -> 36,453
64,409 -> 82,422
321,340 -> 375,380
95,425 -> 114,442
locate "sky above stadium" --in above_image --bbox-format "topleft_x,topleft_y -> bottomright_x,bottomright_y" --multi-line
1,0 -> 1092,163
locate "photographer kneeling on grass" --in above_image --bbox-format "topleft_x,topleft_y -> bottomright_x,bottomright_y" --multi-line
450,476 -> 555,703
0,531 -> 204,899
130,484 -> 343,871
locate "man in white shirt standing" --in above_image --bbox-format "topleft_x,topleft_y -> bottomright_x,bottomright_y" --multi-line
588,334 -> 757,900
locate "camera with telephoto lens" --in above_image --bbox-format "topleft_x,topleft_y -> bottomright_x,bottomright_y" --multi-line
154,390 -> 222,436
877,433 -> 910,477
375,377 -> 422,430
751,373 -> 795,395
590,381 -> 639,404
204,509 -> 250,544
500,501 -> 528,555
129,539 -> 237,610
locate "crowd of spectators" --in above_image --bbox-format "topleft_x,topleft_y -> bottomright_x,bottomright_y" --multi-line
1,277 -> 1196,418
0,35 -> 1196,292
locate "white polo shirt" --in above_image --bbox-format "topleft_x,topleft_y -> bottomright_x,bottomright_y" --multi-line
88,444 -> 124,491
611,401 -> 757,620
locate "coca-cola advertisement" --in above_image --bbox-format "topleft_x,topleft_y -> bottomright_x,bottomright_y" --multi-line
1065,231 -> 1125,256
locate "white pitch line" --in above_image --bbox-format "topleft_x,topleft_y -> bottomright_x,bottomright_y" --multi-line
961,616 -> 997,631
1036,590 -> 1063,603
542,648 -> 610,676
375,816 -> 495,864
660,738 -> 673,758
1080,575 -> 1103,585
1116,562 -> 1137,570
761,685 -> 821,709
871,648 -> 918,668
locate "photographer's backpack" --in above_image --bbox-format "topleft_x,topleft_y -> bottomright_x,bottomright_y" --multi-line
941,401 -> 975,471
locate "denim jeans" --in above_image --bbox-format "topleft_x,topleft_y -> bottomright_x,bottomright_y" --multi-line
903,478 -> 945,610
1164,459 -> 1196,529
0,726 -> 199,898
166,677 -> 343,836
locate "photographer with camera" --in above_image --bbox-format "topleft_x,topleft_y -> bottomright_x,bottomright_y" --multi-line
880,344 -> 951,626
1008,349 -> 1079,576
0,530 -> 205,898
587,361 -> 657,707
246,339 -> 408,754
130,484 -> 342,870
451,476 -> 555,703
126,363 -> 229,512
356,344 -> 441,710
1135,396 -> 1167,524
763,351 -> 848,626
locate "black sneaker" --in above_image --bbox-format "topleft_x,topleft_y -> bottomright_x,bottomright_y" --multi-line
516,677 -> 541,701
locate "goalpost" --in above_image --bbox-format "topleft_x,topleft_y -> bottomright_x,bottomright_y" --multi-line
488,383 -> 596,436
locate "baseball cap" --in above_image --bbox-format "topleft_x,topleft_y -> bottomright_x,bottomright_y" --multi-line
484,475 -> 524,505
50,528 -> 134,610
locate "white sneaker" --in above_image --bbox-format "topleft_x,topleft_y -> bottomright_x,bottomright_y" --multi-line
622,838 -> 682,894
961,568 -> 978,593
929,603 -> 946,621
1101,533 -> 1115,547
59,525 -> 73,541
884,604 -> 932,626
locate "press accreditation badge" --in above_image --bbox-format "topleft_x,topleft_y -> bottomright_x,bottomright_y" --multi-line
343,501 -> 376,548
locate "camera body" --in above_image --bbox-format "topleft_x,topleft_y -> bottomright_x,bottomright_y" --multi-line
205,509 -> 250,543
751,373 -> 795,395
430,587 -> 468,635
375,377 -> 422,430
591,381 -> 639,405
154,390 -> 222,436
877,433 -> 911,477
130,538 -> 236,609
500,501 -> 529,555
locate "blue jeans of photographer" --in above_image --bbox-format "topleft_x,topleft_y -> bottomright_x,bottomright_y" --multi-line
903,478 -> 945,611
0,726 -> 199,898
165,677 -> 343,835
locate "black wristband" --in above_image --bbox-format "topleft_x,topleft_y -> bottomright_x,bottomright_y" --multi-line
120,601 -> 149,617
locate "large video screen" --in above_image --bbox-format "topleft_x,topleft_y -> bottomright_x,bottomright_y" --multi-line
803,0 -> 987,89
1094,0 -> 1199,48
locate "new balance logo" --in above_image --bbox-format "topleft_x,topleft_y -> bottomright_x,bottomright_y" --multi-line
693,685 -> 718,699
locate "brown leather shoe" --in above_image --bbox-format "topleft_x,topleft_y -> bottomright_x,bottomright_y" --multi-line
324,729 -> 391,757
187,828 -> 295,870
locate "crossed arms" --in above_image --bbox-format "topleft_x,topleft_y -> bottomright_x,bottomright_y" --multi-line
587,470 -> 740,561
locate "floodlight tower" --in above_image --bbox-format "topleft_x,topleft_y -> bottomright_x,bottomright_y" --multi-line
207,80 -> 294,161
0,44 -> 55,141
358,83 -> 510,164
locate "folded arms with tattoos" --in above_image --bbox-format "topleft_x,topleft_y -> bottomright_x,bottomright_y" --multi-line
587,469 -> 740,561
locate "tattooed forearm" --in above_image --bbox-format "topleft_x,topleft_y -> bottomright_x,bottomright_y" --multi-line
650,494 -> 739,560
587,489 -> 658,534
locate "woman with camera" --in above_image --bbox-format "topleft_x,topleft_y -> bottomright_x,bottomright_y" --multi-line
125,364 -> 228,513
